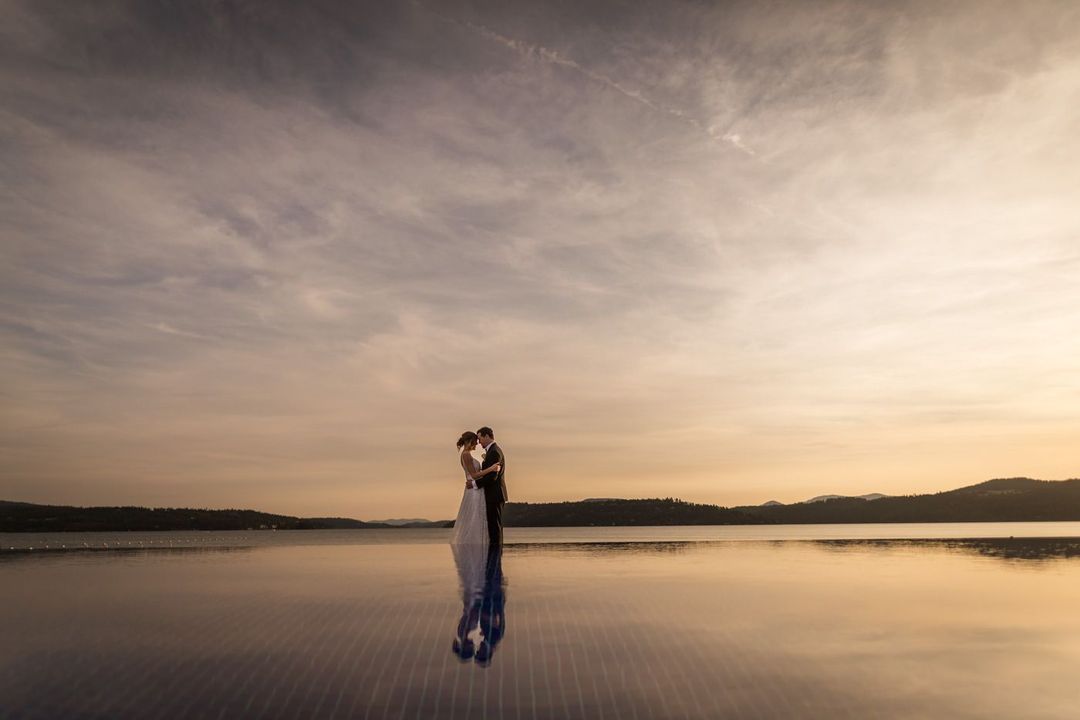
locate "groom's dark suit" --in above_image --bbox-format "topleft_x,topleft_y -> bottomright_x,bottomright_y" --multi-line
474,442 -> 507,545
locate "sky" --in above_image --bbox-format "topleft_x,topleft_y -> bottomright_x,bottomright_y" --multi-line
2,0 -> 1079,519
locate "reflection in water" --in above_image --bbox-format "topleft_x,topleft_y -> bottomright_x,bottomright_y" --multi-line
0,545 -> 255,566
505,537 -> 1080,564
4,536 -> 1080,718
451,543 -> 506,667
813,537 -> 1080,562
5,536 -> 1080,565
511,540 -> 696,557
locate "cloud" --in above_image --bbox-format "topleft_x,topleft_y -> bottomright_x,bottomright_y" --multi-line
149,323 -> 211,339
2,0 -> 1079,517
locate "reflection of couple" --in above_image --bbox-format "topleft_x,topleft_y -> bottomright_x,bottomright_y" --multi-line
451,427 -> 507,547
450,543 -> 506,667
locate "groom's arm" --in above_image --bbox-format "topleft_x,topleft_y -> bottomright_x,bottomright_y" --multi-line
474,447 -> 502,489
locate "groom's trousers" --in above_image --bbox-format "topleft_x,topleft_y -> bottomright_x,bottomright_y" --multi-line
486,501 -> 503,545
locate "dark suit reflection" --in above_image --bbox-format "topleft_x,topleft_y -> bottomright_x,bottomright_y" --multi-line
451,543 -> 507,667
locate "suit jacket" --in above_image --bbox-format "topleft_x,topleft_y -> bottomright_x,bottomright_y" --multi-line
475,442 -> 507,504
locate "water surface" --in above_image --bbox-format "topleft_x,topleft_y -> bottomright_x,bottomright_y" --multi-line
3,526 -> 1080,719
7,521 -> 1080,551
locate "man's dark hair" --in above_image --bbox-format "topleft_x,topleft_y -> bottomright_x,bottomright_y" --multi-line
477,426 -> 494,439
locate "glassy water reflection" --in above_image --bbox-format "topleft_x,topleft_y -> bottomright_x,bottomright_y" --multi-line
450,544 -> 507,669
3,535 -> 1080,719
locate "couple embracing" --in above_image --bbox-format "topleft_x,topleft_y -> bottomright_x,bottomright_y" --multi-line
451,427 -> 507,546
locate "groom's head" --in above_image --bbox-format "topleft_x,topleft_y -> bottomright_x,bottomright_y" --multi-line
477,427 -> 494,448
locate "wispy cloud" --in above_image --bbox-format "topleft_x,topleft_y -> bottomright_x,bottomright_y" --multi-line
417,2 -> 757,156
149,323 -> 211,340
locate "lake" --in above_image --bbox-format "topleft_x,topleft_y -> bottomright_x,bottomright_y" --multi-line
4,524 -> 1080,719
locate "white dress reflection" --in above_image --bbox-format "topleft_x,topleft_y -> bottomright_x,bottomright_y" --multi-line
451,543 -> 506,667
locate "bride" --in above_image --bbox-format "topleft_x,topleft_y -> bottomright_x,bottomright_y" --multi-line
451,431 -> 501,546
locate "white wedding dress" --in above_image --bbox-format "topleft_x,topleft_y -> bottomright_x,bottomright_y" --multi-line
451,454 -> 489,546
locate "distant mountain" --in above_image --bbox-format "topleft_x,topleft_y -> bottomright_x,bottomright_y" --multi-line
369,518 -> 453,528
299,517 -> 372,529
859,493 -> 889,502
367,518 -> 432,526
0,501 -> 449,533
734,478 -> 1080,524
760,500 -> 783,507
802,494 -> 844,503
950,478 -> 1046,495
503,478 -> 1079,526
801,493 -> 889,504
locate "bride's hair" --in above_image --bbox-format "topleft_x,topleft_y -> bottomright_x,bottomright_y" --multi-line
456,431 -> 478,450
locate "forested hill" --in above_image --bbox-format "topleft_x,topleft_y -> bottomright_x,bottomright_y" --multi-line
502,478 -> 1080,526
4,478 -> 1079,532
733,478 -> 1080,524
503,498 -> 766,526
0,501 -> 449,532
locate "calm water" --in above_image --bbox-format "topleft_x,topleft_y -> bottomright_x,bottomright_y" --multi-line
4,526 -> 1080,719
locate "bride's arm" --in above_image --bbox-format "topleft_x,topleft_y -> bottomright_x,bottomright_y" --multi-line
460,455 -> 501,482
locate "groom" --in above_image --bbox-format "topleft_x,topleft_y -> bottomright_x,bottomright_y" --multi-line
473,426 -> 507,545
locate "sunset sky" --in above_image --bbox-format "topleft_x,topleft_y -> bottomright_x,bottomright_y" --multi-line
3,0 -> 1078,519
